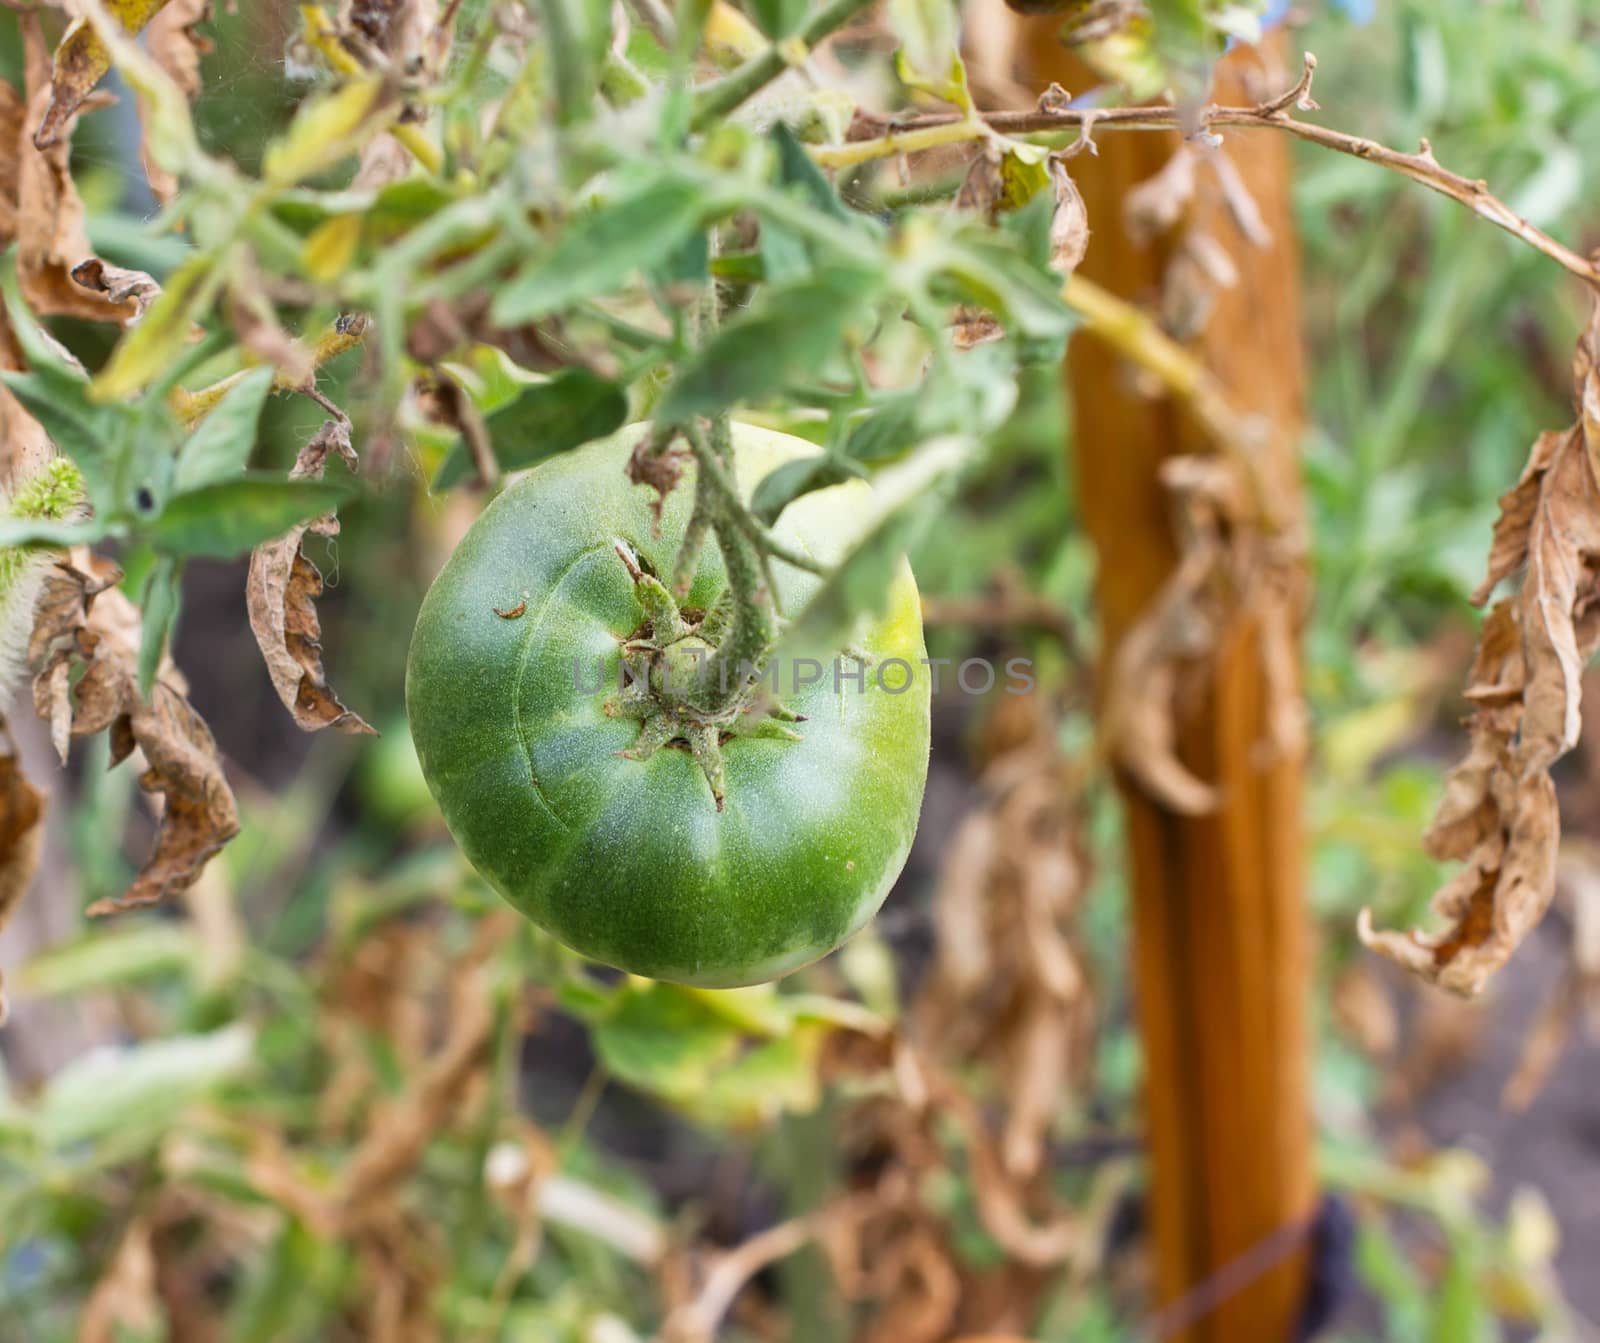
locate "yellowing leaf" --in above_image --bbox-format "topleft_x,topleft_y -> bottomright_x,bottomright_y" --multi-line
300,213 -> 363,283
263,76 -> 391,188
33,0 -> 173,149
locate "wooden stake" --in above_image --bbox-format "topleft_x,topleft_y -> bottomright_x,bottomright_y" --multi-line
1006,25 -> 1316,1342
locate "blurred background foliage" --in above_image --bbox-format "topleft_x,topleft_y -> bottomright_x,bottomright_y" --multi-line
3,0 -> 1600,1340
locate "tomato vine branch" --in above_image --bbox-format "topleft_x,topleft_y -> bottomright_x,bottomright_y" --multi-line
840,52 -> 1600,291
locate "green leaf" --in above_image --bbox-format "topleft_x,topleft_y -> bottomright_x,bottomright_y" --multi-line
758,125 -> 858,282
651,229 -> 711,287
19,925 -> 201,998
749,0 -> 807,41
34,1025 -> 255,1150
843,393 -> 921,462
175,367 -> 275,490
138,556 -> 182,696
146,476 -> 349,559
492,175 -> 713,324
1429,1244 -> 1489,1343
751,452 -> 866,525
592,983 -> 741,1101
431,369 -> 629,490
658,270 -> 882,422
758,219 -> 811,285
0,264 -> 88,389
770,123 -> 853,223
0,372 -> 113,499
998,140 -> 1052,212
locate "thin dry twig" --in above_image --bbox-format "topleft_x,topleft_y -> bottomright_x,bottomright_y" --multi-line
844,53 -> 1600,292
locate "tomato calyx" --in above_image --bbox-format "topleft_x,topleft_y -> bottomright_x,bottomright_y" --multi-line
605,538 -> 804,811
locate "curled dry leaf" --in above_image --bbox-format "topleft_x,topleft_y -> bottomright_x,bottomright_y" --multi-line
1361,309 -> 1600,994
1101,458 -> 1235,814
27,550 -> 240,915
9,13 -> 157,323
69,257 -> 162,320
33,0 -> 175,150
1103,452 -> 1307,813
1048,157 -> 1089,277
0,713 -> 45,1027
246,419 -> 376,735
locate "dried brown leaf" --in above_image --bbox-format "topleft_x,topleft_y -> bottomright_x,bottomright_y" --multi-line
69,256 -> 161,319
0,713 -> 44,1026
1471,430 -> 1563,608
1047,157 -> 1089,276
1364,315 -> 1600,992
950,305 -> 1005,350
12,14 -> 147,323
27,552 -> 239,915
246,420 -> 375,735
927,809 -> 998,993
139,0 -> 210,203
1101,463 -> 1231,814
336,913 -> 508,1223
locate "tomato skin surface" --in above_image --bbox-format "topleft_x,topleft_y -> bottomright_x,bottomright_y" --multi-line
406,423 -> 931,987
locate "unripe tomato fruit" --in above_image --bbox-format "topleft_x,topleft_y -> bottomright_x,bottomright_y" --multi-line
406,423 -> 930,986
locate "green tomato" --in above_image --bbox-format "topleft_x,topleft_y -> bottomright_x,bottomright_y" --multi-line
406,423 -> 930,987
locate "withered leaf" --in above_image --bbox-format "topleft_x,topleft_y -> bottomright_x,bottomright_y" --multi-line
246,420 -> 375,735
1362,308 -> 1600,994
69,257 -> 161,320
27,550 -> 239,915
1100,456 -> 1242,815
1047,158 -> 1089,277
0,713 -> 45,1027
34,0 -> 175,151
14,13 -> 149,323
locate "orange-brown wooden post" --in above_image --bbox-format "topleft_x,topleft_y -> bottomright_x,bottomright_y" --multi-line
1009,27 -> 1316,1343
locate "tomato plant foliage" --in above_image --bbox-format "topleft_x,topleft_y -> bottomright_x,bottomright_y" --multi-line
0,0 -> 1142,958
